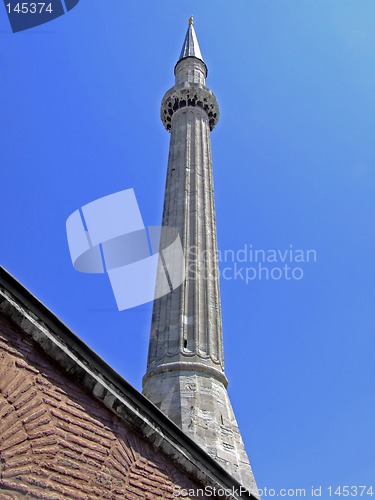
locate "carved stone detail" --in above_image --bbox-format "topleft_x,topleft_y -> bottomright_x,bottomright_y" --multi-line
161,83 -> 219,131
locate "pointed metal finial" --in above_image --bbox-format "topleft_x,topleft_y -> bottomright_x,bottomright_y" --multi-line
178,16 -> 205,65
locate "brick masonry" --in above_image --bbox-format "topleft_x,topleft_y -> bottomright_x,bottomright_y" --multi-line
0,313 -> 209,499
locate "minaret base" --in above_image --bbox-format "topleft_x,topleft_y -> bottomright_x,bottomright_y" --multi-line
143,370 -> 258,495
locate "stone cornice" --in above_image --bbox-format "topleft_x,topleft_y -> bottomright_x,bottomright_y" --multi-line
143,361 -> 229,388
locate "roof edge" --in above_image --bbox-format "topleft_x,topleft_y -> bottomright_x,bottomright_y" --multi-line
0,266 -> 257,500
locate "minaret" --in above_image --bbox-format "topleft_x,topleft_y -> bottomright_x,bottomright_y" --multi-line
143,18 -> 258,495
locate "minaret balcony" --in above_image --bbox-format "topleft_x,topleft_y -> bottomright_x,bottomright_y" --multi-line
161,83 -> 220,132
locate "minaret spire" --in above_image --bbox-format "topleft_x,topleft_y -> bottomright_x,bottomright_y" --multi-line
178,16 -> 206,72
143,20 -> 259,496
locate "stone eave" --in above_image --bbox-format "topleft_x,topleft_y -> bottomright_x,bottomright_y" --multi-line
0,267 -> 257,500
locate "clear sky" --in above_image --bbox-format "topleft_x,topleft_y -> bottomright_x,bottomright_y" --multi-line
1,1 -> 375,497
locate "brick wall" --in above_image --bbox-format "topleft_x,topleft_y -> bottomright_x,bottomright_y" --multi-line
0,314 -> 208,499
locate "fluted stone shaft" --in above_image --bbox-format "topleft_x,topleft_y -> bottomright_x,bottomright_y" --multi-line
147,106 -> 224,371
143,22 -> 259,497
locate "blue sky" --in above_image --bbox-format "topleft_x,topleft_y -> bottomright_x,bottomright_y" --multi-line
1,1 -> 375,496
